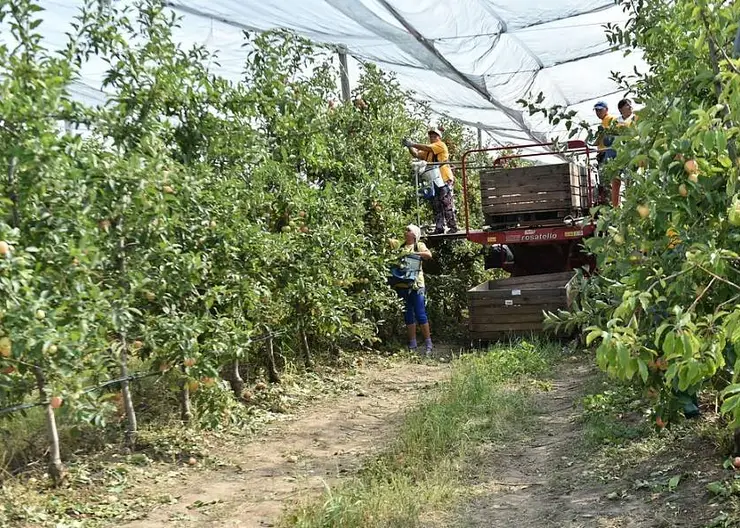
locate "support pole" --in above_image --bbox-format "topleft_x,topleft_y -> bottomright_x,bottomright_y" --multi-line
477,127 -> 483,150
338,48 -> 351,103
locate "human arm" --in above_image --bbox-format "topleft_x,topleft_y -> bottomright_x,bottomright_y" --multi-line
402,138 -> 433,159
415,242 -> 432,260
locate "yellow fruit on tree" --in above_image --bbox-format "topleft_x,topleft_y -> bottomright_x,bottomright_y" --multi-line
0,337 -> 11,357
637,204 -> 650,219
678,184 -> 688,197
666,228 -> 681,249
688,172 -> 698,184
613,234 -> 625,245
729,196 -> 740,226
0,241 -> 9,256
684,159 -> 699,174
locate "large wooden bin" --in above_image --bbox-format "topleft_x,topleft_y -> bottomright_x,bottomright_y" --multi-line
467,271 -> 576,341
480,163 -> 589,228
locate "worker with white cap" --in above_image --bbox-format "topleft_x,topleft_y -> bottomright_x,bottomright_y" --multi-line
397,223 -> 434,355
403,128 -> 458,234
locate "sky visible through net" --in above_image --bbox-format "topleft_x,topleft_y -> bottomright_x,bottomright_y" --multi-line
6,1 -> 645,148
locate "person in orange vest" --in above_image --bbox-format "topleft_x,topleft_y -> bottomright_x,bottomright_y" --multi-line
403,128 -> 458,234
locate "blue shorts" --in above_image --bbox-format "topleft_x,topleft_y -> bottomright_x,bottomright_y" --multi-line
399,287 -> 428,325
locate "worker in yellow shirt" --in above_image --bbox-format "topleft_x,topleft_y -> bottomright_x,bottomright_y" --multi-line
593,101 -> 617,165
609,98 -> 640,206
617,98 -> 637,125
593,101 -> 621,207
403,128 -> 458,234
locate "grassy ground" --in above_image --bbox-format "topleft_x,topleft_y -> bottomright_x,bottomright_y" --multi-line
0,360 -> 368,527
283,338 -> 562,528
575,372 -> 740,527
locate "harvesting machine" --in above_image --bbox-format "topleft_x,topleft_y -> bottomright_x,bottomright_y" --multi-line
423,140 -> 605,341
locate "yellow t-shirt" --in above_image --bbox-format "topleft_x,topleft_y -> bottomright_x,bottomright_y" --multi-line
425,141 -> 453,182
598,114 -> 617,149
401,241 -> 429,290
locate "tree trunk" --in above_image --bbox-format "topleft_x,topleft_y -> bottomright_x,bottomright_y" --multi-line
300,328 -> 313,369
705,16 -> 738,171
223,359 -> 245,397
180,367 -> 192,423
266,337 -> 281,383
119,336 -> 137,449
34,366 -> 66,486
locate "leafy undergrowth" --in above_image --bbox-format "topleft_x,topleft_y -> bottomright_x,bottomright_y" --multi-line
282,339 -> 562,528
578,373 -> 740,526
0,357 -> 376,528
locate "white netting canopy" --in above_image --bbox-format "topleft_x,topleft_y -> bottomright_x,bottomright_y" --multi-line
12,1 -> 647,146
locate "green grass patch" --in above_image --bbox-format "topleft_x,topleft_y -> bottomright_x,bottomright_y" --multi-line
579,376 -> 651,448
282,339 -> 562,528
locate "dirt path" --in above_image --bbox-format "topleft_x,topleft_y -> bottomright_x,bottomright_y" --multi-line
450,356 -> 727,528
121,360 -> 449,528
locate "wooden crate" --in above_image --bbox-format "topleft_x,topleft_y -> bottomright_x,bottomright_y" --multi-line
467,271 -> 576,341
480,163 -> 589,228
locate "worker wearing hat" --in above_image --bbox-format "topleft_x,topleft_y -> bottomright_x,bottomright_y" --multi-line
403,128 -> 458,234
593,101 -> 619,206
398,223 -> 434,355
593,101 -> 617,160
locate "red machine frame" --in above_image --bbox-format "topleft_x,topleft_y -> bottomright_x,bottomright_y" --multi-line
458,140 -> 598,247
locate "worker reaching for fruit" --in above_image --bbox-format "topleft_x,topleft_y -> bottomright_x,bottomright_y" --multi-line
403,128 -> 458,234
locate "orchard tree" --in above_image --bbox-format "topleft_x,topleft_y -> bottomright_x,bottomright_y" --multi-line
537,0 -> 740,429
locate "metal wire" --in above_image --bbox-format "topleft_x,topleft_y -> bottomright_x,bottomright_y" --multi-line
0,331 -> 285,417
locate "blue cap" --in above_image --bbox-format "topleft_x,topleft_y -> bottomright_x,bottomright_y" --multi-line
593,101 -> 608,110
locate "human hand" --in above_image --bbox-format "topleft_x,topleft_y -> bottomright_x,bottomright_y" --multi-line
402,138 -> 412,148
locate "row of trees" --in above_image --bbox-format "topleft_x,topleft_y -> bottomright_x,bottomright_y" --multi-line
541,0 -> 740,429
0,0 -> 480,484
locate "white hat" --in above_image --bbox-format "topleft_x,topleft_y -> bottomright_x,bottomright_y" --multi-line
427,127 -> 442,137
406,224 -> 421,241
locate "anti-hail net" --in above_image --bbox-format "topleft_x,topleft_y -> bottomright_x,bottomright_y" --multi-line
9,1 -> 645,146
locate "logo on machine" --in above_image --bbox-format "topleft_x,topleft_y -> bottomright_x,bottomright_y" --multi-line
486,236 -> 498,243
520,232 -> 557,241
564,230 -> 584,238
